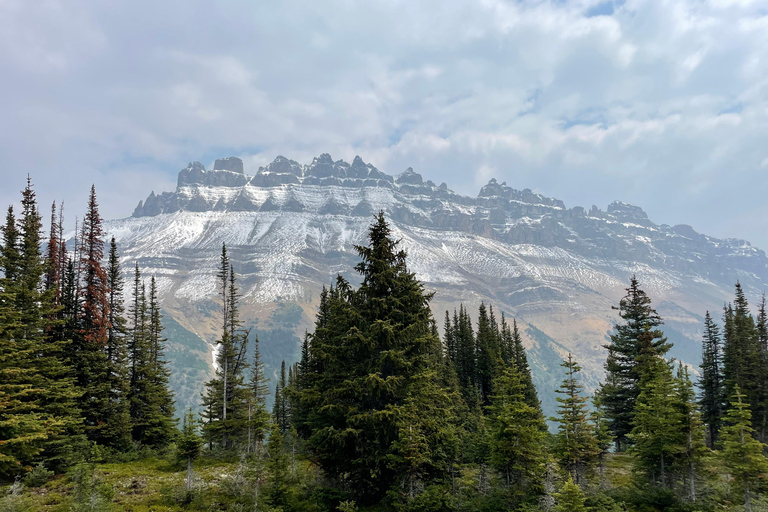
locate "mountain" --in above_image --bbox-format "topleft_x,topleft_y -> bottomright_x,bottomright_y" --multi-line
108,153 -> 768,418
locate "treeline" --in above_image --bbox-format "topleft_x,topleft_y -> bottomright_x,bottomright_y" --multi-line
0,180 -> 176,475
3,197 -> 768,512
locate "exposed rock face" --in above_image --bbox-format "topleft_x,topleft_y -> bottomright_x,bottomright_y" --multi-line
213,156 -> 244,174
117,153 -> 768,419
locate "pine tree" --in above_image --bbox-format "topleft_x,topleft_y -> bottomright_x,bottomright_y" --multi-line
178,409 -> 202,491
272,361 -> 290,435
720,385 -> 768,512
102,238 -> 132,450
723,284 -> 762,421
628,331 -> 681,489
601,276 -> 671,451
0,181 -> 80,473
487,363 -> 547,501
511,319 -> 540,415
128,265 -> 151,443
300,213 -> 452,503
675,364 -> 707,503
265,423 -> 290,508
455,305 -> 476,405
698,311 -> 725,448
553,476 -> 588,512
140,276 -> 176,447
200,245 -> 249,449
475,302 -> 499,406
76,186 -> 112,443
590,391 -> 614,489
552,354 -> 597,485
247,332 -> 270,453
754,294 -> 768,443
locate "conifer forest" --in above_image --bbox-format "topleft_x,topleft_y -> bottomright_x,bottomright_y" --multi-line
3,181 -> 768,512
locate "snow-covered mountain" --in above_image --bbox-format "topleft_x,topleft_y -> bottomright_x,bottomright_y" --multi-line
108,154 -> 768,417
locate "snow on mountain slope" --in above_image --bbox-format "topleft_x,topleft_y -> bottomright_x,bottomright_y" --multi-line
108,154 -> 768,418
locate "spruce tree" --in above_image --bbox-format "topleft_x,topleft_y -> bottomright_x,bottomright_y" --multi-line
247,333 -> 270,453
200,245 -> 249,449
628,331 -> 681,489
723,283 -> 762,422
553,476 -> 588,512
178,409 -> 202,491
601,276 -> 671,451
720,385 -> 768,512
142,276 -> 176,447
511,319 -> 540,415
300,213 -> 452,503
0,181 -> 80,473
486,363 -> 547,501
103,238 -> 132,450
552,354 -> 597,485
698,311 -> 725,448
76,186 -> 112,443
590,391 -> 614,489
475,302 -> 499,406
754,294 -> 768,443
675,364 -> 707,502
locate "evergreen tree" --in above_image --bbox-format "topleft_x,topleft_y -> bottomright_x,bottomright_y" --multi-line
455,305 -> 476,405
142,276 -> 176,447
486,363 -> 547,501
601,276 -> 671,451
103,238 -> 132,450
590,391 -> 614,489
272,360 -> 290,435
698,311 -> 725,448
720,385 -> 768,512
76,186 -> 112,443
178,409 -> 202,491
628,331 -> 681,489
552,354 -> 597,485
0,181 -> 80,474
300,213 -> 452,503
511,319 -> 541,415
200,245 -> 249,449
723,283 -> 762,422
475,302 -> 499,406
675,364 -> 707,503
265,423 -> 290,508
247,332 -> 270,453
553,476 -> 588,512
128,265 -> 151,443
754,294 -> 768,443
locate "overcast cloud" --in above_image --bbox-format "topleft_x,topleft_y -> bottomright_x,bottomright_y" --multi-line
1,0 -> 766,249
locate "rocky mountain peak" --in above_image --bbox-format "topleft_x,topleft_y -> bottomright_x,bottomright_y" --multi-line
213,156 -> 244,174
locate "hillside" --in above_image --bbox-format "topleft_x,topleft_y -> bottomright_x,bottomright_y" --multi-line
106,154 -> 768,417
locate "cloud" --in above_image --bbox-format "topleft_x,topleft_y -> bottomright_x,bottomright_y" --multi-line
0,0 -> 766,250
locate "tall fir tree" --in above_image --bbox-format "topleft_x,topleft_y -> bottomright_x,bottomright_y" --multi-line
722,283 -> 762,425
675,364 -> 707,503
75,185 -> 112,443
247,332 -> 270,453
103,238 -> 132,450
628,331 -> 681,489
475,302 -> 499,406
698,311 -> 725,448
552,354 -> 597,486
720,385 -> 768,512
200,245 -> 249,449
142,276 -> 176,447
300,213 -> 453,503
486,363 -> 547,502
0,181 -> 80,474
600,276 -> 671,451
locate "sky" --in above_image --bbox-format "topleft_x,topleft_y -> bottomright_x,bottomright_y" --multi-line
0,0 -> 767,249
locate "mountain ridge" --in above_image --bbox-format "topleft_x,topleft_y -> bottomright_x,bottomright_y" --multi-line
109,153 -> 768,418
